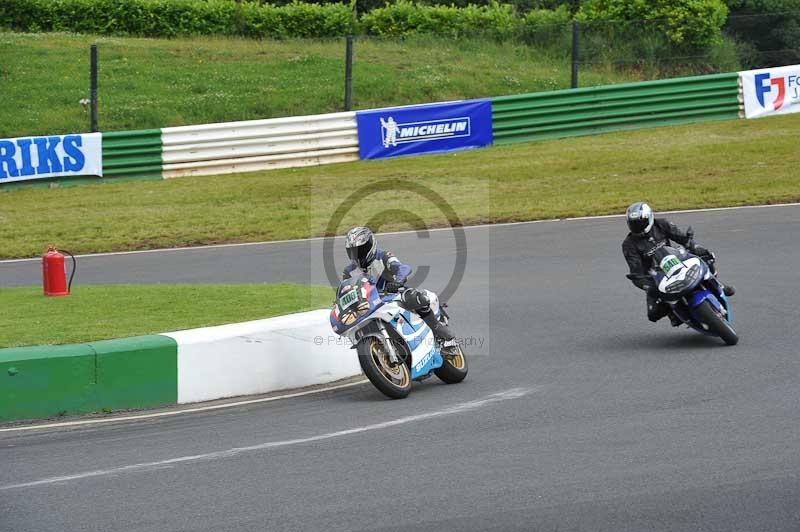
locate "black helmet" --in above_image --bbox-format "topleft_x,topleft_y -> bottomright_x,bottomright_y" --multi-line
345,226 -> 377,268
626,202 -> 654,235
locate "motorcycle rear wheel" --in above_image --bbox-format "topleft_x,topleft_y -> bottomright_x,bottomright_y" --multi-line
357,337 -> 412,399
434,344 -> 468,384
696,300 -> 739,346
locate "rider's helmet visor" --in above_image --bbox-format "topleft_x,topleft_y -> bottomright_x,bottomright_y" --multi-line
346,237 -> 375,267
627,217 -> 650,234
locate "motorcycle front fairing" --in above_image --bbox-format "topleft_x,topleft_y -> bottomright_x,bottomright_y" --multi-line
653,255 -> 706,302
330,276 -> 384,335
388,308 -> 444,379
650,246 -> 733,334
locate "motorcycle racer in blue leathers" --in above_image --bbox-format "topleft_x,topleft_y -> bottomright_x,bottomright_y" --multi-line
342,226 -> 457,348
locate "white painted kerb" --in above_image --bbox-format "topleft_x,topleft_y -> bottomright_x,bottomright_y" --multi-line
163,309 -> 359,404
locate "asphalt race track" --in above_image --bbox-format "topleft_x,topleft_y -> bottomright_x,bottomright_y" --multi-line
2,205 -> 800,532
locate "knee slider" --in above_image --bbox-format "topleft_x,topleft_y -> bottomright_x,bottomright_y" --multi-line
647,304 -> 666,322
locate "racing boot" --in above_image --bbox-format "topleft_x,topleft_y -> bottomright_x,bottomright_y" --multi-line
419,311 -> 459,350
709,275 -> 736,297
722,285 -> 736,297
714,280 -> 736,297
668,312 -> 683,327
401,288 -> 459,350
703,251 -> 735,295
702,253 -> 735,296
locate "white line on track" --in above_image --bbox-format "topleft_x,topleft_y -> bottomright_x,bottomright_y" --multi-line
0,387 -> 531,491
1,202 -> 798,264
0,379 -> 368,433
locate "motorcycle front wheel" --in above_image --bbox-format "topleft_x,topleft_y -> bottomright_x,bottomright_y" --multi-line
357,337 -> 412,399
696,300 -> 739,346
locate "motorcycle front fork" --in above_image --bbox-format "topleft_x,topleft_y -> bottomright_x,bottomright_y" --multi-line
375,321 -> 401,365
669,292 -> 728,321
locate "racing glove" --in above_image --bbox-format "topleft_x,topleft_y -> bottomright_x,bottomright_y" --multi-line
384,277 -> 407,293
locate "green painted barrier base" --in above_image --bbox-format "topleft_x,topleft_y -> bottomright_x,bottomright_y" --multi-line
0,335 -> 177,422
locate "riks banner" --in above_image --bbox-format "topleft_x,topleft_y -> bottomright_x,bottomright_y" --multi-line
0,133 -> 103,183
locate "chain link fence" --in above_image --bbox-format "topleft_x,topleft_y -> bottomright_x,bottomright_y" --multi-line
518,11 -> 800,83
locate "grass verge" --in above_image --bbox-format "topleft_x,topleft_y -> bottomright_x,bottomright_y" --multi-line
0,114 -> 798,259
0,284 -> 334,348
1,31 -> 646,137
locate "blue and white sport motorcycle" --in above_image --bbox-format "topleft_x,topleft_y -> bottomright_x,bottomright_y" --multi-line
330,276 -> 467,399
638,244 -> 738,345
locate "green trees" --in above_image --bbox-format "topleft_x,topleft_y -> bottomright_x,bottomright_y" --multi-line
724,0 -> 800,65
2,0 -> 795,68
577,0 -> 729,48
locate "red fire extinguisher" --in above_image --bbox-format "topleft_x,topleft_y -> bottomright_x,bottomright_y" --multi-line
42,246 -> 76,297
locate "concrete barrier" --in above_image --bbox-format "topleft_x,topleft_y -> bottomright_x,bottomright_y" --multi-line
164,309 -> 358,404
0,310 -> 359,423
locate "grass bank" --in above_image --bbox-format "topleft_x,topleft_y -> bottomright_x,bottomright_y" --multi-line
0,284 -> 333,347
0,31 -> 646,138
1,114 -> 798,259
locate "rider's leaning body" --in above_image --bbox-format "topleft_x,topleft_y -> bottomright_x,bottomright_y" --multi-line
621,202 -> 734,325
342,248 -> 410,292
342,226 -> 456,347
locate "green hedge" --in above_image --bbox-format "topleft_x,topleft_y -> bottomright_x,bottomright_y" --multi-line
576,0 -> 729,49
361,2 -> 519,39
0,0 -> 353,38
261,0 -> 564,16
361,2 -> 574,40
0,0 -> 733,52
0,0 -> 568,41
521,5 -> 571,45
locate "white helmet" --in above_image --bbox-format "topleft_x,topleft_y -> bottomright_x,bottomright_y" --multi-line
626,202 -> 654,235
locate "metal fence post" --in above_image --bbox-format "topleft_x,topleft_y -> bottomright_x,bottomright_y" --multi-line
90,44 -> 99,132
344,35 -> 354,111
571,21 -> 579,89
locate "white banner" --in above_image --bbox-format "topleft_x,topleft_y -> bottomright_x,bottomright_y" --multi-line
740,64 -> 800,119
0,132 -> 103,183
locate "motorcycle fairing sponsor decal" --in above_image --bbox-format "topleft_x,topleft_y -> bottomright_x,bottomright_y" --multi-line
659,255 -> 683,277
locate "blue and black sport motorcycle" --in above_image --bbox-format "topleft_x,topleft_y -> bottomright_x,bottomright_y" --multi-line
631,242 -> 738,345
330,276 -> 467,399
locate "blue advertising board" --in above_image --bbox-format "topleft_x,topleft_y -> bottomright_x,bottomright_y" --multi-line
356,99 -> 492,160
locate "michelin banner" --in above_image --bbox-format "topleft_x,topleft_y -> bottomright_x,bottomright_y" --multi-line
740,64 -> 800,119
0,133 -> 103,183
356,99 -> 492,160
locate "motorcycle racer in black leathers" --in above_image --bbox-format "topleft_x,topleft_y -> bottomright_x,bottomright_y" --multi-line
342,226 -> 457,347
622,202 -> 735,325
